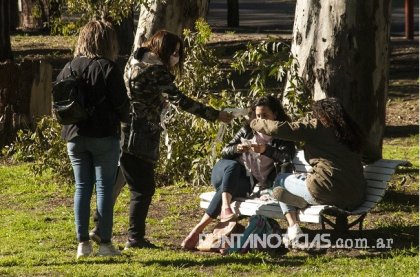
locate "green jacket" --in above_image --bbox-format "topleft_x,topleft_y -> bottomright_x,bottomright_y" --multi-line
251,118 -> 366,210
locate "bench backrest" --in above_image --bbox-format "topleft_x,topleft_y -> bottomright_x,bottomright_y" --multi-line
292,150 -> 408,214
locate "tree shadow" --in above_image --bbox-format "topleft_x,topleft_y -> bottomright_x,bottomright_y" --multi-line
381,190 -> 419,208
384,125 -> 419,137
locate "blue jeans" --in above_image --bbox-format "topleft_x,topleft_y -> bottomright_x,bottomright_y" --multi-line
67,136 -> 120,242
206,159 -> 252,218
274,173 -> 318,214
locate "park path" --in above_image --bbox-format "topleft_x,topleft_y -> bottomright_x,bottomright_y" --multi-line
207,0 -> 419,37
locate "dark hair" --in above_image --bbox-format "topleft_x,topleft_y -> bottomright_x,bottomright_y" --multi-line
312,97 -> 364,152
252,95 -> 291,122
142,30 -> 184,71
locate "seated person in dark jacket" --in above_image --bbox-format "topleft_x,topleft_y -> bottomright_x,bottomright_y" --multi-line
181,96 -> 296,250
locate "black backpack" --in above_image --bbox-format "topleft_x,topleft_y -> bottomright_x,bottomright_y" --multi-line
52,59 -> 104,125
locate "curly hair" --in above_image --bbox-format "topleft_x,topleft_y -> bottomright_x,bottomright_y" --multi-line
252,95 -> 291,122
74,20 -> 118,61
312,97 -> 364,152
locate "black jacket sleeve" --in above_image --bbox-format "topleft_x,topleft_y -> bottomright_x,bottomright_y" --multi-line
220,125 -> 252,159
263,140 -> 296,164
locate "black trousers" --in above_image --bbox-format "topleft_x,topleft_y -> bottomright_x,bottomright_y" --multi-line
119,152 -> 156,241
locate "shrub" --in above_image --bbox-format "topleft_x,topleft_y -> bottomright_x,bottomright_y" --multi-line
3,116 -> 73,183
4,20 -> 310,187
231,39 -> 311,119
155,19 -> 250,186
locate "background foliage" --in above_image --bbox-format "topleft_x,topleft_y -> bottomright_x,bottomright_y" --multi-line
4,20 -> 308,187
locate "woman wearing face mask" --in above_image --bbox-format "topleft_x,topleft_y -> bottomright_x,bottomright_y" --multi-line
119,30 -> 233,250
181,96 -> 296,250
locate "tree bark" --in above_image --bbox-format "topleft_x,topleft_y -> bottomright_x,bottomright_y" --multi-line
0,0 -> 13,62
134,0 -> 209,47
116,14 -> 135,55
287,0 -> 392,161
9,0 -> 20,31
20,0 -> 49,30
227,0 -> 239,27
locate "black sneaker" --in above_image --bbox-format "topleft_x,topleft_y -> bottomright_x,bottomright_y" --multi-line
124,238 -> 159,250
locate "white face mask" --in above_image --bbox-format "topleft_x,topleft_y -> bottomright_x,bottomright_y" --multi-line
169,55 -> 179,67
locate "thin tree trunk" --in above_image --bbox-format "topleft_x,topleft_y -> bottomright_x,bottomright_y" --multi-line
227,0 -> 239,27
0,0 -> 13,62
116,14 -> 135,55
286,0 -> 392,161
134,0 -> 209,47
9,0 -> 20,31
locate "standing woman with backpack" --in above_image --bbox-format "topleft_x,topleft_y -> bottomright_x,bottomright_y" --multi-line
120,30 -> 233,250
57,20 -> 129,258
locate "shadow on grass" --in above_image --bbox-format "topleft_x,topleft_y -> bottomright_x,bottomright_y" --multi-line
141,252 -> 305,268
384,125 -> 419,137
381,190 -> 419,208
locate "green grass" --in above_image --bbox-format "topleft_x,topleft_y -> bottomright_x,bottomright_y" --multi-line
0,137 -> 418,276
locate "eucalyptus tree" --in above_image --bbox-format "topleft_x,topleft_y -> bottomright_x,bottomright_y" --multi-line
286,0 -> 392,160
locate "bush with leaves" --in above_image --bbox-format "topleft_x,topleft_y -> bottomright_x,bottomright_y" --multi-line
231,39 -> 311,119
3,116 -> 73,183
156,20 -> 312,186
155,19 -> 251,186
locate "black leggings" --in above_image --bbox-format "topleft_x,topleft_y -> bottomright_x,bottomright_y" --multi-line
119,152 -> 156,241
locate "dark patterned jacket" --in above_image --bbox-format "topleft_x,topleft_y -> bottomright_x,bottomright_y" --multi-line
221,125 -> 296,187
122,48 -> 220,163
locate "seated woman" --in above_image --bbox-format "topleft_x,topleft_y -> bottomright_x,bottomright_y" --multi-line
250,97 -> 366,244
181,96 -> 296,250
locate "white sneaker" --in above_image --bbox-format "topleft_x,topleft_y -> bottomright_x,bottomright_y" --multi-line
76,241 -> 93,259
98,242 -> 121,256
282,224 -> 303,247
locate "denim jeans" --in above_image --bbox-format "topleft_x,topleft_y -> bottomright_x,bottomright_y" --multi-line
206,159 -> 252,218
67,135 -> 120,242
274,173 -> 318,214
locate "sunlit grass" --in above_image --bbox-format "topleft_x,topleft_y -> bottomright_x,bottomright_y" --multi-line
0,137 -> 418,276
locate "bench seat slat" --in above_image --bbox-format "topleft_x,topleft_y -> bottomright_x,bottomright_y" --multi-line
363,166 -> 395,175
364,172 -> 393,182
366,187 -> 387,197
368,159 -> 410,169
366,180 -> 388,189
365,194 -> 383,203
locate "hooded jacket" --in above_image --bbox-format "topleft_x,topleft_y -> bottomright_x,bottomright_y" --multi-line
59,56 -> 129,141
122,48 -> 220,163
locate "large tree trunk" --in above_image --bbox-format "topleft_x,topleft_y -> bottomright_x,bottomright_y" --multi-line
287,0 -> 392,161
20,0 -> 49,30
134,0 -> 209,47
0,0 -> 13,62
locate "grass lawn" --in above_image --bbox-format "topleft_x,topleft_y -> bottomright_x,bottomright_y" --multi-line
0,134 -> 418,276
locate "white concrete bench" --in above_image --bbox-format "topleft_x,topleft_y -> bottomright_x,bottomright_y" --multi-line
199,150 -> 410,232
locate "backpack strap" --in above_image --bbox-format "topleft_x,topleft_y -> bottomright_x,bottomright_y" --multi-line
68,57 -> 96,78
68,57 -> 106,111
